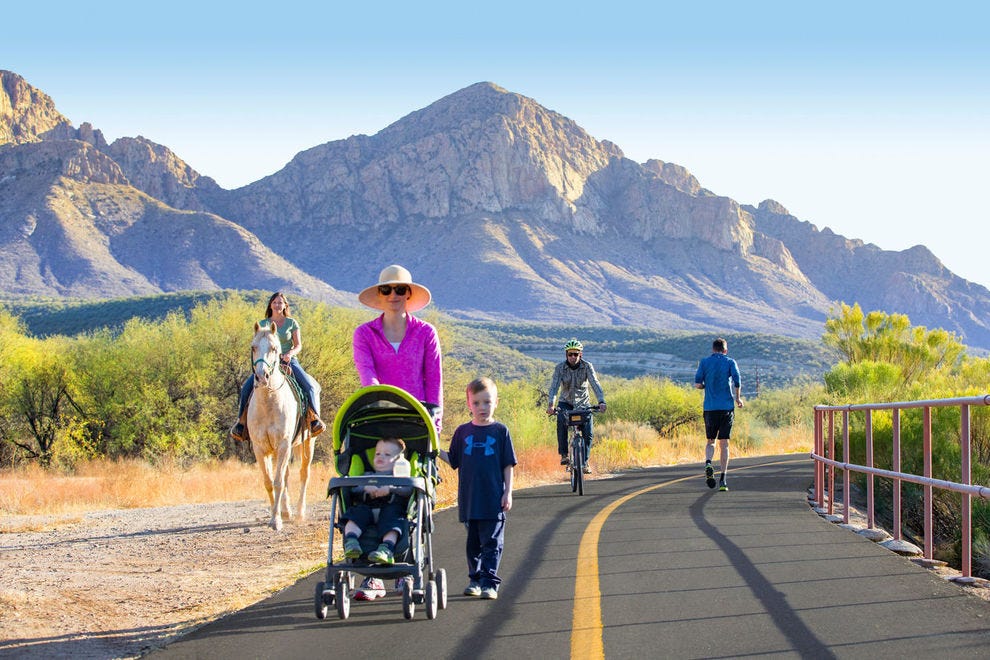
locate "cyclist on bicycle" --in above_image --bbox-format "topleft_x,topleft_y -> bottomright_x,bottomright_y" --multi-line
546,339 -> 606,473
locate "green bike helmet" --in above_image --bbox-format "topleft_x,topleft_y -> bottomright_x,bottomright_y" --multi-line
564,339 -> 583,352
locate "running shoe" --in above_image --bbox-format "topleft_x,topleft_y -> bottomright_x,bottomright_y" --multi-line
560,455 -> 569,465
719,479 -> 729,492
480,587 -> 498,600
368,544 -> 394,565
463,581 -> 481,597
354,577 -> 386,601
582,464 -> 591,474
343,536 -> 363,559
705,462 -> 716,489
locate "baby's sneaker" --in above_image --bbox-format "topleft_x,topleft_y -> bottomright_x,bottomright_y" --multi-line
368,543 -> 395,565
343,537 -> 362,559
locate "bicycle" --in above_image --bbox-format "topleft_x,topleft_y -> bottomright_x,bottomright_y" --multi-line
551,405 -> 601,496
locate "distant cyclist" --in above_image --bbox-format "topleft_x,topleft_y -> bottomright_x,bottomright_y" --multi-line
546,339 -> 606,473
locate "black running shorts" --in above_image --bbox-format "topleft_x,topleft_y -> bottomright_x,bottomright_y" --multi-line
703,410 -> 734,440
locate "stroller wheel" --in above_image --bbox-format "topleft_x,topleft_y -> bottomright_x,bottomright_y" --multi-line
401,577 -> 415,619
434,568 -> 448,610
335,574 -> 351,620
425,579 -> 439,619
314,581 -> 331,620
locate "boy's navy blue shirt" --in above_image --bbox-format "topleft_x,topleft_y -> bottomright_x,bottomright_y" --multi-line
695,352 -> 741,411
447,421 -> 517,522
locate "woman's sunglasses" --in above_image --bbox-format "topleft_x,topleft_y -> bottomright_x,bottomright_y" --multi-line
378,284 -> 410,296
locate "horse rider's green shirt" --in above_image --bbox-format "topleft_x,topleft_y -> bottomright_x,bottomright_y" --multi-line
259,317 -> 299,356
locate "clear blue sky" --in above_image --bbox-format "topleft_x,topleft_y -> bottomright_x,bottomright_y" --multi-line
7,1 -> 989,289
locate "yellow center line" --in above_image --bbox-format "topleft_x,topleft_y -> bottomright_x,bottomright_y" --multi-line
570,458 -> 806,659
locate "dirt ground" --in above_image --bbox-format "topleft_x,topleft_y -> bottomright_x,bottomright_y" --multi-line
0,499 -> 336,659
2,489 -> 988,659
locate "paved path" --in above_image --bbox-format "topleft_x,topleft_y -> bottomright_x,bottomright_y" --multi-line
154,455 -> 990,659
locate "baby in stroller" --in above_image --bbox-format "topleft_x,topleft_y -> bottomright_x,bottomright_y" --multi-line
315,384 -> 447,621
341,436 -> 412,565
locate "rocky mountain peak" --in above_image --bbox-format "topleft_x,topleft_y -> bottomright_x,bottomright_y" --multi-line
1,70 -> 109,149
643,159 -> 702,196
1,70 -> 74,145
106,136 -> 220,211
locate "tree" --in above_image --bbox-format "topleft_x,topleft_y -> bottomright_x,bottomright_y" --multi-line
823,303 -> 966,388
1,336 -> 83,466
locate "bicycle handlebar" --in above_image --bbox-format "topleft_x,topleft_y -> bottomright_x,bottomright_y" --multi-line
548,404 -> 605,416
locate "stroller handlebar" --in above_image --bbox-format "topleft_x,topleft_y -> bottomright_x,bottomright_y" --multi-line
328,475 -> 428,494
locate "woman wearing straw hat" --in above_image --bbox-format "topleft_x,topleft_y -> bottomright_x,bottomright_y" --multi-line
351,264 -> 443,601
353,263 -> 444,426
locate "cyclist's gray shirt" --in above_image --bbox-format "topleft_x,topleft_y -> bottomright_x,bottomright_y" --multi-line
548,360 -> 605,408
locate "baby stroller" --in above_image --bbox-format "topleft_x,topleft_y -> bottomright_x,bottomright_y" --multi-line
314,384 -> 447,620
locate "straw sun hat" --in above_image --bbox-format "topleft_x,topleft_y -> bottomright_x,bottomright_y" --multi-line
358,264 -> 432,312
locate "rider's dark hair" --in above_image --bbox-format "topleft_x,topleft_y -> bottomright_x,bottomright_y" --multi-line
265,291 -> 292,318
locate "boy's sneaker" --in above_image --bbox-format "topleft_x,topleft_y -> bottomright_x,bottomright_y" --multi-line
705,462 -> 716,489
480,587 -> 498,600
354,577 -> 386,601
582,463 -> 591,474
368,544 -> 395,565
343,536 -> 362,559
719,479 -> 729,492
463,581 -> 482,597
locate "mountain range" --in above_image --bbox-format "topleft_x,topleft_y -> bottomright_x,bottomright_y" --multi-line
3,69 -> 989,349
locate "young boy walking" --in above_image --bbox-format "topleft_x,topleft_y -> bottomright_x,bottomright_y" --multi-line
441,377 -> 517,600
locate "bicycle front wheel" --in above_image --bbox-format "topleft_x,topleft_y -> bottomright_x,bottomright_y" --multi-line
572,434 -> 584,495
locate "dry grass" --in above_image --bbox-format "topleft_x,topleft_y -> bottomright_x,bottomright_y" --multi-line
0,422 -> 812,519
0,459 -> 335,520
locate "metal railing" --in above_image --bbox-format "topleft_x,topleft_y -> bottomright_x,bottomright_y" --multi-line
812,395 -> 990,578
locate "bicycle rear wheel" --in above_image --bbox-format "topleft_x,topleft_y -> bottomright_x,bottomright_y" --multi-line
570,437 -> 578,493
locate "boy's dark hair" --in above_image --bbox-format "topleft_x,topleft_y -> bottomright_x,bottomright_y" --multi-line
466,376 -> 497,395
712,338 -> 727,352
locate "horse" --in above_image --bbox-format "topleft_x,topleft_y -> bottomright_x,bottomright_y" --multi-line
246,321 -> 315,531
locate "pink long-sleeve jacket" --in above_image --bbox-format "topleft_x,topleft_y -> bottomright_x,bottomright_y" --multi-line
352,314 -> 443,408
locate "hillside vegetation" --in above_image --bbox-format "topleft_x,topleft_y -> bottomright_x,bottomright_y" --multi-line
3,291 -> 837,389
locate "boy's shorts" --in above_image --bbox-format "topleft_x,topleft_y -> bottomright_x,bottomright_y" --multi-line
703,410 -> 734,440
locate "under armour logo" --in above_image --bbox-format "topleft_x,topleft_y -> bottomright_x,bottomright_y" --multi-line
463,434 -> 496,456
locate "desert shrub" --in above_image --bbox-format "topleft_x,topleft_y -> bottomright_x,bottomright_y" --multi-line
606,376 -> 699,437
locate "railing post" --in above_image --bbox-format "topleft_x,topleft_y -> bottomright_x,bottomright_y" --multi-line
923,406 -> 933,560
961,404 -> 972,578
866,409 -> 875,529
843,410 -> 851,525
814,408 -> 823,508
892,408 -> 901,541
828,410 -> 835,516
